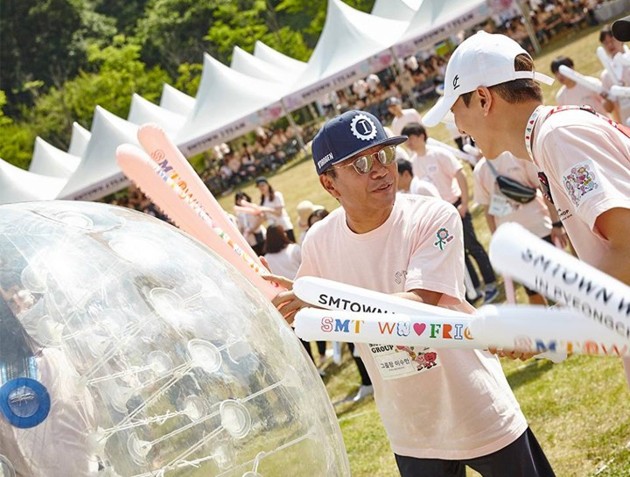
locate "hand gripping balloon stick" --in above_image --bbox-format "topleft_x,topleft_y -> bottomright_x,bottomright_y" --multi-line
136,123 -> 261,267
489,222 -> 630,343
116,144 -> 281,299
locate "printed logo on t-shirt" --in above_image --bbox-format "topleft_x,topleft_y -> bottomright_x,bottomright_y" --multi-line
434,227 -> 454,251
394,269 -> 408,285
562,161 -> 599,207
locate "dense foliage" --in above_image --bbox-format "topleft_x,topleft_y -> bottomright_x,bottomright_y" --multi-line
0,0 -> 374,166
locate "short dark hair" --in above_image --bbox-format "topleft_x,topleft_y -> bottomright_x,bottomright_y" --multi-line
235,191 -> 252,204
401,122 -> 427,141
307,208 -> 329,228
599,25 -> 614,43
462,54 -> 543,106
396,158 -> 413,175
550,56 -> 574,74
263,225 -> 290,254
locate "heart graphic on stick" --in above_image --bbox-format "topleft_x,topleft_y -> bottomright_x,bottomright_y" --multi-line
413,323 -> 426,336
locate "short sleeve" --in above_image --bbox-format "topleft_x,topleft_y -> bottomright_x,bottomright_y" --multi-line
404,202 -> 465,304
473,161 -> 491,206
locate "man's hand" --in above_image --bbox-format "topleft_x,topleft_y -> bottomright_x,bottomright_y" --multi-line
488,347 -> 537,361
263,274 -> 308,324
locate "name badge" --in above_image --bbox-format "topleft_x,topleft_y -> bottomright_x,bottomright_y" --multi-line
489,192 -> 515,217
368,344 -> 440,380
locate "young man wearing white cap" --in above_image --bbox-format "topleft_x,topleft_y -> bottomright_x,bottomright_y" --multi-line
423,31 -> 630,382
266,109 -> 555,476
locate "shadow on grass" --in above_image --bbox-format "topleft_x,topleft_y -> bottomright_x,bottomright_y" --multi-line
505,359 -> 555,391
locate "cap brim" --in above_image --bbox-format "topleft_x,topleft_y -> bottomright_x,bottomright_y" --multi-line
612,15 -> 630,41
325,135 -> 408,171
423,96 -> 458,128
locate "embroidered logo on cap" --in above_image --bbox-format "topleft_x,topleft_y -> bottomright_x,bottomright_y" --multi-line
350,113 -> 378,141
452,75 -> 460,90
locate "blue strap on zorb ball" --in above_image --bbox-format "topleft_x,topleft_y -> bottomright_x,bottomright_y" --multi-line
0,377 -> 51,428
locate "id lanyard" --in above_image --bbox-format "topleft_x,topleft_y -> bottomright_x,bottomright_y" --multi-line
0,296 -> 50,428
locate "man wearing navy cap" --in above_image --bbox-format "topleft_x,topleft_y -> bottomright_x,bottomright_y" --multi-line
266,110 -> 554,476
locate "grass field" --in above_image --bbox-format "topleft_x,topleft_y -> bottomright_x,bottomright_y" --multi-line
217,26 -> 630,476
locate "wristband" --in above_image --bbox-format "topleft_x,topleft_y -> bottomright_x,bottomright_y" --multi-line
552,221 -> 563,228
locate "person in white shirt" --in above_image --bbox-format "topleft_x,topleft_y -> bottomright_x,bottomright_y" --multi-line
550,56 -> 611,115
386,97 -> 423,136
599,26 -> 630,124
255,176 -> 295,242
396,158 -> 440,198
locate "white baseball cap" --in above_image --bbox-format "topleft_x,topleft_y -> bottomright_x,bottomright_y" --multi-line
423,31 -> 554,127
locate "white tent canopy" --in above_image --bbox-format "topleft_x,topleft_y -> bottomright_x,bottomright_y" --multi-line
282,0 -> 408,112
127,93 -> 186,137
0,158 -> 67,205
230,46 -> 300,84
394,0 -> 490,57
159,83 -> 195,116
29,137 -> 80,178
57,106 -> 139,201
371,0 -> 422,21
253,40 -> 307,74
176,53 -> 287,157
68,122 -> 91,157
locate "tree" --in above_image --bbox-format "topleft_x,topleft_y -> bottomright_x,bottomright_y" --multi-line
26,36 -> 170,149
135,0 -> 221,77
0,0 -> 117,113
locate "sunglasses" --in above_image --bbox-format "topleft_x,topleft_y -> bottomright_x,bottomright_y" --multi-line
331,146 -> 396,175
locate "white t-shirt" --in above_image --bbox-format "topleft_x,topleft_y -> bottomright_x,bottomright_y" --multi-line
408,176 -> 441,198
474,153 -> 552,238
410,145 -> 463,204
601,56 -> 630,124
391,109 -> 423,136
555,78 -> 608,115
264,243 -> 301,280
298,195 -> 527,460
262,191 -> 293,231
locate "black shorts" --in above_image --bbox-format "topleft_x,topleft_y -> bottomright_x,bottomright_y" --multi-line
394,427 -> 555,477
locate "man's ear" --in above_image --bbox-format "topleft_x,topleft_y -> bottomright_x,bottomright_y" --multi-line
476,87 -> 493,115
320,173 -> 341,199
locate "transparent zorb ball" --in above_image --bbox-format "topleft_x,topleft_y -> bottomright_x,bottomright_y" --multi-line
0,201 -> 350,477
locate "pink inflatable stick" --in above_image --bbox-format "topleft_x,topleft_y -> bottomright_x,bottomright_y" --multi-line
137,124 -> 260,266
116,144 -> 281,299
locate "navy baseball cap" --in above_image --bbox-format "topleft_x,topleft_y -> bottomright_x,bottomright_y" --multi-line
312,110 -> 407,175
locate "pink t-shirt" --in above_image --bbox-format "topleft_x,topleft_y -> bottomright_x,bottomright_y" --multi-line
530,106 -> 630,266
298,195 -> 527,460
530,105 -> 630,384
410,145 -> 463,204
555,79 -> 608,115
474,152 -> 552,238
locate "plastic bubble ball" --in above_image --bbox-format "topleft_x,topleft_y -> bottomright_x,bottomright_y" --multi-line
0,201 -> 350,477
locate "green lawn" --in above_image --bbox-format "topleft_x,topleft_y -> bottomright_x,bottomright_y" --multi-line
217,26 -> 630,477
